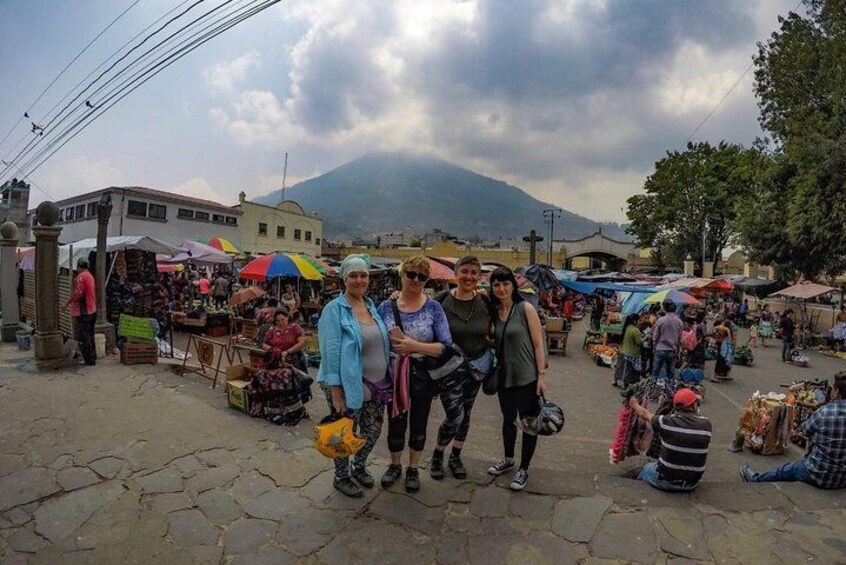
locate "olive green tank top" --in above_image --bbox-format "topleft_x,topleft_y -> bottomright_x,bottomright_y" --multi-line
494,302 -> 538,388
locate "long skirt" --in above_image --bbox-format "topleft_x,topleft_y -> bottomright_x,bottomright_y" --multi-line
715,342 -> 734,377
759,321 -> 775,339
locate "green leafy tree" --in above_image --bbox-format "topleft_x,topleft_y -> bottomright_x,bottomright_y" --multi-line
626,142 -> 761,273
741,0 -> 846,280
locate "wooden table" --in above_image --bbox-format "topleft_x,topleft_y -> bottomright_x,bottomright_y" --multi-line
547,331 -> 569,356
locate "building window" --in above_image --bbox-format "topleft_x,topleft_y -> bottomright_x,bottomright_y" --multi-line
305,231 -> 312,242
86,202 -> 98,217
58,209 -> 64,222
212,214 -> 225,223
294,228 -> 302,240
127,200 -> 147,217
65,207 -> 75,221
32,215 -> 38,226
178,208 -> 194,219
149,204 -> 167,220
315,237 -> 320,246
276,226 -> 285,238
258,223 -> 267,236
225,216 -> 238,225
195,211 -> 209,221
75,204 -> 85,219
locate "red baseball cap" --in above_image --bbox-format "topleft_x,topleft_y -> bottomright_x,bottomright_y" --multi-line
673,388 -> 701,407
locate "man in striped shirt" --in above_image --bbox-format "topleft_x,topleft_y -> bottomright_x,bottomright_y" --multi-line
630,388 -> 712,492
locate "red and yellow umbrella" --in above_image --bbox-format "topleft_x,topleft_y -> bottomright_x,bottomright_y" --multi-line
198,237 -> 241,255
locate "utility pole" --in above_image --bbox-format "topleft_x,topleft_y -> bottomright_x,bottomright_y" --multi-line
280,152 -> 288,202
542,208 -> 562,266
522,230 -> 544,265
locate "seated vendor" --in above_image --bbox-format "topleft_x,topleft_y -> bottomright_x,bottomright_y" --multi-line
262,309 -> 307,371
629,389 -> 712,492
740,373 -> 846,489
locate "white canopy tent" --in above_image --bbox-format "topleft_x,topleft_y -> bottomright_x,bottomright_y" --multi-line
159,239 -> 232,266
57,236 -> 183,270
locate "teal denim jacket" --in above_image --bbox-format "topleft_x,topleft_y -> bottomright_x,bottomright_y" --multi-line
316,294 -> 391,410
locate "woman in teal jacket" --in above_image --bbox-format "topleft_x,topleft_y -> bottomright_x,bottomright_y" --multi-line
317,255 -> 391,498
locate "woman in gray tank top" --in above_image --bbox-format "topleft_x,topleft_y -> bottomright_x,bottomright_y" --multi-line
488,267 -> 547,491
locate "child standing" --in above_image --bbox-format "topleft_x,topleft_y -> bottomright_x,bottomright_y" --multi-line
747,322 -> 759,348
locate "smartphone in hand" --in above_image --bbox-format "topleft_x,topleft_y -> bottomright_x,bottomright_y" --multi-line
388,326 -> 405,340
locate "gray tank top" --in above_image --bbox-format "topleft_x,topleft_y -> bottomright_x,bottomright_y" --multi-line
359,321 -> 388,389
494,302 -> 538,388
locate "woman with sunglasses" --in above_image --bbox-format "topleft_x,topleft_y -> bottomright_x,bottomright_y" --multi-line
488,266 -> 546,491
377,256 -> 453,493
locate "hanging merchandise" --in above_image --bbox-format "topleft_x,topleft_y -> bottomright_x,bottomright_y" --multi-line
609,377 -> 678,464
730,392 -> 795,455
245,366 -> 314,426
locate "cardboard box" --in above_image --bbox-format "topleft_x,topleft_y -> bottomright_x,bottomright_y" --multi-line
546,317 -> 565,332
227,380 -> 251,413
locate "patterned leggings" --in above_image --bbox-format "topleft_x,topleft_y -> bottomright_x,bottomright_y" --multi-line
442,377 -> 482,445
321,385 -> 384,479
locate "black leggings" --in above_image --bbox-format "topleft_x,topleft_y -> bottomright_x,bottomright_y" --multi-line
387,375 -> 464,453
498,382 -> 540,471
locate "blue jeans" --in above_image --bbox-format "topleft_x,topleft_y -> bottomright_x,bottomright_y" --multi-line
638,461 -> 696,492
754,459 -> 814,484
652,350 -> 676,380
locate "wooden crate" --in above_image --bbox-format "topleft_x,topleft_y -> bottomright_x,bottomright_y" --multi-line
121,341 -> 158,365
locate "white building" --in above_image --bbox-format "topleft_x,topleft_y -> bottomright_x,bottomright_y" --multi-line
25,186 -> 241,245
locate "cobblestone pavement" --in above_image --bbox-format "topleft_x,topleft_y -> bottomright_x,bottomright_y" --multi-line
1,325 -> 845,564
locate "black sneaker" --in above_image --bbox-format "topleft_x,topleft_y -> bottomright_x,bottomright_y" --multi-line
381,464 -> 403,488
430,456 -> 445,481
351,465 -> 375,489
510,468 -> 529,491
448,456 -> 467,479
405,467 -> 421,493
487,458 -> 515,476
333,477 -> 363,498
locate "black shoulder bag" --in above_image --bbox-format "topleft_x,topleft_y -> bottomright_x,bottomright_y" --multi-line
484,304 -> 514,395
391,299 -> 471,394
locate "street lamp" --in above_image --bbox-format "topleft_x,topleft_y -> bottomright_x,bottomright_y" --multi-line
95,191 -> 115,349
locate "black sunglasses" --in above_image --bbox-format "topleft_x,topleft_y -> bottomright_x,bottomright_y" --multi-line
404,271 -> 429,282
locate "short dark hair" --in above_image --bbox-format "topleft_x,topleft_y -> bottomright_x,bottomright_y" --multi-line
455,256 -> 481,270
267,298 -> 279,307
663,300 -> 676,312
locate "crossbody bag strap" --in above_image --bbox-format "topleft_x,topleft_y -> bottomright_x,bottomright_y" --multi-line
496,304 -> 515,364
391,299 -> 405,333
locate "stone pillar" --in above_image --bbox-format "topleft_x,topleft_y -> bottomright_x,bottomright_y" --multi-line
702,261 -> 715,278
0,221 -> 20,342
94,193 -> 115,349
766,266 -> 776,280
683,255 -> 695,277
32,202 -> 65,366
743,262 -> 758,278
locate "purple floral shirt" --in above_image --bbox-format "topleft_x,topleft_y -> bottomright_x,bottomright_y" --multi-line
377,298 -> 452,347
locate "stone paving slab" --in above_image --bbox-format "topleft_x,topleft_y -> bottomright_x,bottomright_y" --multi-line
552,495 -> 612,542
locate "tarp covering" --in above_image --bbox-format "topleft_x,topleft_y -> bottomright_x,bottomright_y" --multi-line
58,236 -> 183,269
663,277 -> 734,294
161,240 -> 232,265
770,282 -> 836,300
560,279 -> 658,295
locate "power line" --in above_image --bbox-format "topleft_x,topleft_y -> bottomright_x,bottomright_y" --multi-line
682,0 -> 804,146
0,0 -> 142,152
1,0 -> 215,179
0,0 -> 194,174
15,0 -> 259,177
20,1 -> 282,179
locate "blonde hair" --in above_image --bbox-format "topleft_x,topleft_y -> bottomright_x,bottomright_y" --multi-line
400,255 -> 430,276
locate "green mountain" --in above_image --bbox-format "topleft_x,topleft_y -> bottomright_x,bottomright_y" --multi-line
256,152 -> 632,242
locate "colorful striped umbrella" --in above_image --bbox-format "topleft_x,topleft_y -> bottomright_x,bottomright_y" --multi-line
240,253 -> 323,281
297,253 -> 336,276
198,237 -> 241,255
644,289 -> 701,306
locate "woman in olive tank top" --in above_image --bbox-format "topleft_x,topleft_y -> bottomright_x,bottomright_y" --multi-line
488,267 -> 547,491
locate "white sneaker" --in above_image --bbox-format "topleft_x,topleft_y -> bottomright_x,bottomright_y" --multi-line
487,458 -> 515,476
510,468 -> 529,491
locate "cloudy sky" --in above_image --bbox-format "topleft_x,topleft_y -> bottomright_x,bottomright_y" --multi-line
0,0 -> 801,223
